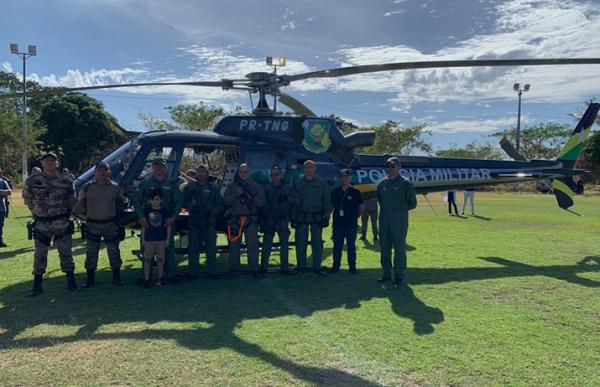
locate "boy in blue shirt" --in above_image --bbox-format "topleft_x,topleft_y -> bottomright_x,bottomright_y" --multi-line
142,189 -> 171,288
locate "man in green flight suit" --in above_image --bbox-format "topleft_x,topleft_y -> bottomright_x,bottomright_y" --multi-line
376,157 -> 417,286
290,160 -> 332,275
183,165 -> 223,278
260,165 -> 292,277
133,157 -> 183,284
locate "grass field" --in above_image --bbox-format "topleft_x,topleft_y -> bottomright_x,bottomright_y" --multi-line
0,191 -> 599,386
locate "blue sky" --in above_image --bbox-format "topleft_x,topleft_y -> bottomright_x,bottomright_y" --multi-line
2,0 -> 600,151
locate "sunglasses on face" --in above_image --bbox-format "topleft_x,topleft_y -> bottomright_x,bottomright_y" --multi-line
271,173 -> 281,177
385,164 -> 398,169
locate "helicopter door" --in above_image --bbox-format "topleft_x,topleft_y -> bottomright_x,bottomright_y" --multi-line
243,149 -> 288,185
180,144 -> 240,193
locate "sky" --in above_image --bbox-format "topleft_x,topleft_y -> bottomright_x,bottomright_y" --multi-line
2,0 -> 600,151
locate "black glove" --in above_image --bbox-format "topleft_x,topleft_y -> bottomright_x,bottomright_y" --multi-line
319,216 -> 330,228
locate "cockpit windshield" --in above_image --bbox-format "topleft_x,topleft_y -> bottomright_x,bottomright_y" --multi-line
74,139 -> 140,189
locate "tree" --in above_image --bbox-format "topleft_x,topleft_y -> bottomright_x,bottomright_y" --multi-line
435,140 -> 504,160
37,93 -> 127,172
579,130 -> 600,183
361,120 -> 432,156
491,123 -> 571,160
0,71 -> 47,182
140,102 -> 226,131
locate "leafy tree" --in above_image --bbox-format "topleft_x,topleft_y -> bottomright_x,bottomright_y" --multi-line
37,93 -> 127,172
140,102 -> 225,131
362,120 -> 432,156
579,129 -> 600,183
435,140 -> 504,160
0,71 -> 47,181
491,123 -> 571,160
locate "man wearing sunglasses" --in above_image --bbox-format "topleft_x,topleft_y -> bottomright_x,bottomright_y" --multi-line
376,157 -> 417,286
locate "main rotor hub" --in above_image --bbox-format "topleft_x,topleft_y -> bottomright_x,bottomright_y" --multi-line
245,72 -> 278,87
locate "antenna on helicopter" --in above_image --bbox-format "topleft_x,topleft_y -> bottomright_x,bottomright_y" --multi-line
266,56 -> 286,114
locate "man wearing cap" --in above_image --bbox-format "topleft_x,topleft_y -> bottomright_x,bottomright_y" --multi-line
183,164 -> 223,278
376,157 -> 417,286
290,160 -> 332,274
330,168 -> 364,274
22,152 -> 78,296
259,165 -> 292,277
133,157 -> 183,284
0,167 -> 11,248
76,161 -> 125,287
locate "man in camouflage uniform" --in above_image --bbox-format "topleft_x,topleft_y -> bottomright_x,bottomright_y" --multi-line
183,165 -> 223,278
260,165 -> 292,277
133,157 -> 183,284
22,152 -> 78,296
376,157 -> 417,286
76,161 -> 125,287
290,160 -> 332,275
224,164 -> 266,279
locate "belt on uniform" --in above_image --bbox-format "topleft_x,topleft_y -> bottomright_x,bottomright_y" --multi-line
34,213 -> 70,222
87,216 -> 117,224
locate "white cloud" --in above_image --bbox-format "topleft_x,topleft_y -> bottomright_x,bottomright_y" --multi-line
23,0 -> 600,118
1,62 -> 13,73
280,21 -> 298,31
292,0 -> 600,108
383,9 -> 405,16
427,116 -> 525,134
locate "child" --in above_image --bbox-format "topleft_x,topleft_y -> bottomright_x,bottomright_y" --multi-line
142,189 -> 171,288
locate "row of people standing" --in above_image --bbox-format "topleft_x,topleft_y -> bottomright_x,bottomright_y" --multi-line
22,152 -> 417,295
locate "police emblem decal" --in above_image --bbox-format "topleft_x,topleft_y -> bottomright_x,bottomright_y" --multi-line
301,119 -> 332,154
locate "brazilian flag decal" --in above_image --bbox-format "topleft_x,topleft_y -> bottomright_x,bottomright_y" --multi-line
552,179 -> 575,209
557,103 -> 599,163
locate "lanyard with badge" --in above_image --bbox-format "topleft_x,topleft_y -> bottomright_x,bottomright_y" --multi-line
339,187 -> 351,217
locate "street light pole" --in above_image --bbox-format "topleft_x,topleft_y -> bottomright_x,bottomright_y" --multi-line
513,82 -> 530,153
10,43 -> 37,183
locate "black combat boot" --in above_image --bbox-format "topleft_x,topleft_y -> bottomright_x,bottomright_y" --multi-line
66,271 -> 79,291
83,269 -> 96,288
26,274 -> 44,297
112,267 -> 124,286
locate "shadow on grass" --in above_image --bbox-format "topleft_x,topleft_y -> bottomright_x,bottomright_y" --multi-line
0,266 -> 443,385
0,246 -> 34,260
578,256 -> 600,266
1,256 -> 598,383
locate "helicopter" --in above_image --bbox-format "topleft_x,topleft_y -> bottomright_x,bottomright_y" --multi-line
2,57 -> 600,222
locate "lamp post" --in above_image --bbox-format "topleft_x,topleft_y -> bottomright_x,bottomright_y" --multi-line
10,43 -> 37,182
512,82 -> 530,153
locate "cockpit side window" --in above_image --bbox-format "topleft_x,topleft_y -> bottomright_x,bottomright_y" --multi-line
133,146 -> 176,185
178,144 -> 240,192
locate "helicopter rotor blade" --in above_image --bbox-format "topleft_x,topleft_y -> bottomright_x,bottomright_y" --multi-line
277,93 -> 317,116
0,80 -> 240,99
282,58 -> 600,83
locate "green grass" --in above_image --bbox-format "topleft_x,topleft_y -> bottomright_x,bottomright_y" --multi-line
0,192 -> 599,386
